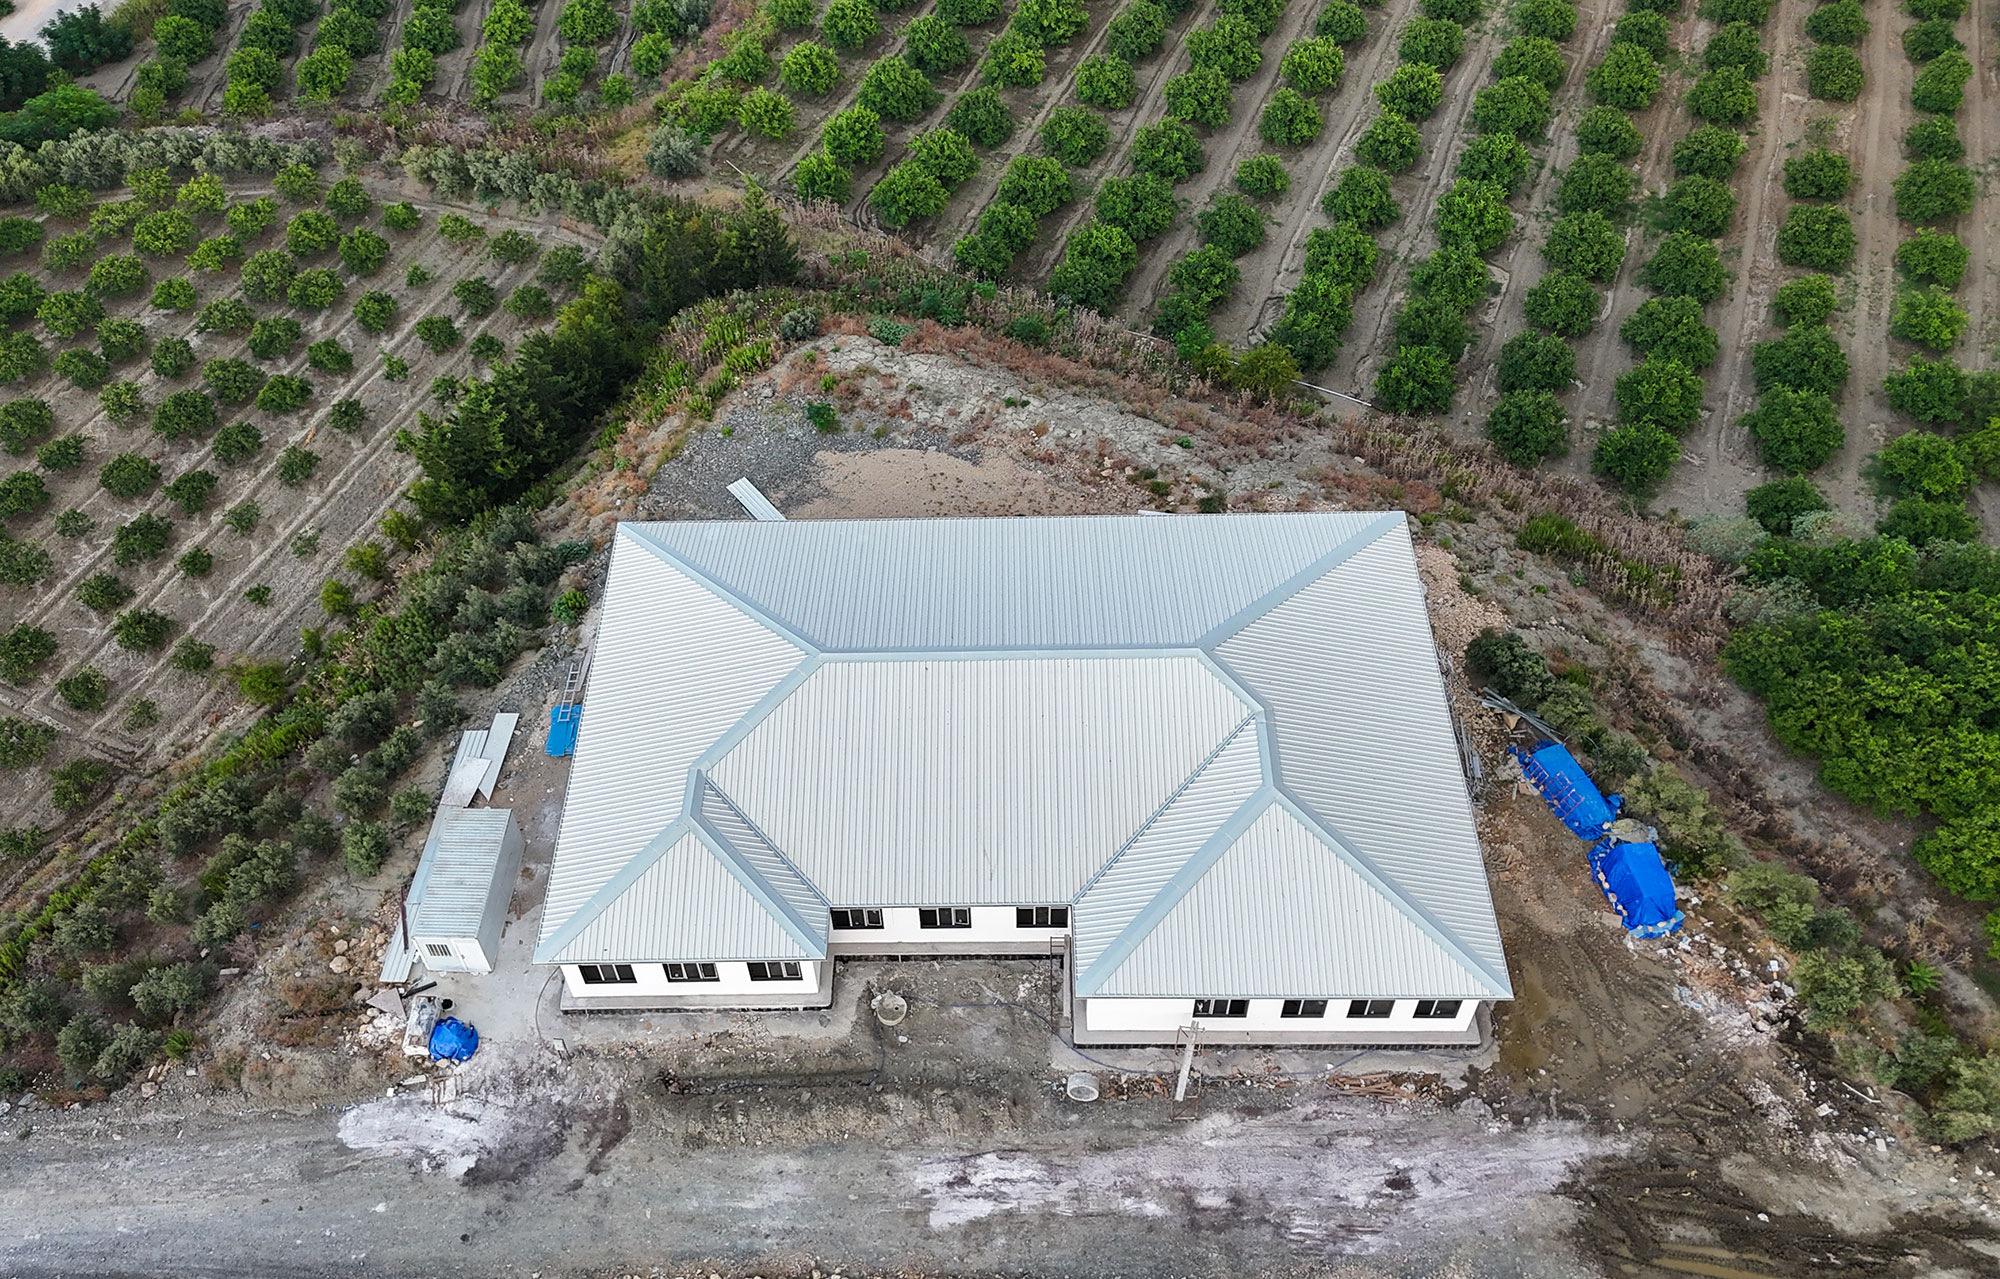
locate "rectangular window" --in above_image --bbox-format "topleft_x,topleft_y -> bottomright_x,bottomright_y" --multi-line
1413,999 -> 1463,1020
747,961 -> 802,982
1015,906 -> 1070,928
1281,999 -> 1328,1019
829,908 -> 884,930
577,963 -> 636,985
424,943 -> 452,958
1191,998 -> 1248,1019
918,907 -> 971,929
1346,999 -> 1395,1019
663,962 -> 719,983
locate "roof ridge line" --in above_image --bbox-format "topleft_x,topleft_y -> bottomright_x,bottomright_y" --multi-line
692,778 -> 829,959
1073,789 -> 1277,997
532,816 -> 695,962
1266,789 -> 1512,998
1193,512 -> 1408,651
1074,711 -> 1261,903
620,523 -> 822,655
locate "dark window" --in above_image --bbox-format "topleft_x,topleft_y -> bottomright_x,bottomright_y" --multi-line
1413,999 -> 1463,1019
664,962 -> 719,983
1281,999 -> 1328,1019
918,907 -> 971,929
577,963 -> 636,985
830,908 -> 884,930
747,961 -> 803,981
1191,998 -> 1248,1018
1015,906 -> 1070,928
1346,999 -> 1395,1019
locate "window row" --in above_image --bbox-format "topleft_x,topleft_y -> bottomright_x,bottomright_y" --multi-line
1190,998 -> 1464,1021
828,906 -> 1072,930
575,961 -> 804,985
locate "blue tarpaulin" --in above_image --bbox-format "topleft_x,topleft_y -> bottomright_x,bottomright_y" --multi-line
1513,742 -> 1621,840
1514,740 -> 1683,937
428,1017 -> 478,1062
1589,839 -> 1685,938
547,705 -> 581,757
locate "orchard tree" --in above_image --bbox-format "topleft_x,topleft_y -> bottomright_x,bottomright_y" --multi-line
1687,67 -> 1757,123
1594,422 -> 1680,493
1321,165 -> 1399,229
1893,159 -> 1975,223
1665,174 -> 1736,237
1614,356 -> 1703,432
1130,121 -> 1206,182
1494,35 -> 1564,90
1374,62 -> 1442,119
1542,211 -> 1624,280
1398,17 -> 1463,69
1890,288 -> 1968,352
1575,105 -> 1643,159
1374,344 -> 1456,416
1639,232 -> 1728,303
1002,155 -> 1078,216
904,15 -> 972,73
1744,476 -> 1830,534
1554,153 -> 1635,216
1743,387 -> 1842,472
1457,133 -> 1530,193
1752,324 -> 1848,395
1496,331 -> 1577,394
946,87 -> 1015,146
1076,54 -> 1137,109
821,105 -> 885,167
1774,274 -> 1840,326
1586,42 -> 1660,110
1259,88 -> 1321,147
1523,272 -> 1600,337
1783,148 -> 1852,199
1674,126 -> 1746,180
1472,75 -> 1552,139
1164,68 -> 1233,128
1355,112 -> 1421,170
1485,390 -> 1569,464
1040,107 -> 1109,164
1620,296 -> 1719,368
868,162 -> 948,228
1805,45 -> 1863,101
779,41 -> 840,95
1776,205 -> 1856,269
857,56 -> 940,122
1896,229 -> 1968,289
1280,37 -> 1345,94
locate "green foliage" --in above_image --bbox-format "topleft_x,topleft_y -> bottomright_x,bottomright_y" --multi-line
97,321 -> 147,365
1775,204 -> 1854,270
1702,21 -> 1765,76
1485,390 -> 1568,465
0,400 -> 52,455
1399,16 -> 1463,69
85,253 -> 147,298
1130,121 -> 1206,183
1434,178 -> 1511,254
1354,112 -> 1422,170
1910,49 -> 1970,114
1876,430 -> 1969,500
1321,165 -> 1398,229
1686,66 -> 1757,124
1,469 -> 54,522
869,161 -> 948,228
1374,61 -> 1442,119
793,150 -> 851,203
1587,41 -> 1659,111
1165,68 -> 1233,128
255,374 -> 312,413
1259,88 -> 1321,147
1472,75 -> 1552,139
1593,421 -> 1680,492
1665,174 -> 1735,237
1233,153 -> 1290,198
1523,271 -> 1599,337
0,716 -> 54,769
211,420 -> 262,465
1877,496 -> 1977,546
821,105 -> 885,167
1784,149 -> 1851,200
247,316 -> 302,361
1041,107 -> 1110,165
161,469 -> 217,515
338,227 -> 389,275
1620,295 -> 1719,369
1805,0 -> 1866,43
1742,386 -> 1842,472
1108,0 -> 1169,60
1496,331 -> 1576,395
354,290 -> 397,333
737,87 -> 795,140
226,196 -> 279,240
1673,126 -> 1745,183
1639,231 -> 1727,303
54,348 -> 111,390
1752,324 -> 1848,395
1513,0 -> 1575,40
39,289 -> 104,339
1373,344 -> 1455,416
1047,220 -> 1138,313
203,357 -> 265,405
1894,160 -> 1975,224
1614,357 -> 1703,433
414,314 -> 460,351
1197,194 -> 1266,256
99,452 -> 162,500
1456,133 -> 1531,194
905,14 -> 971,73
945,87 -> 1014,147
1744,476 -> 1829,535
779,40 -> 839,94
1575,106 -> 1643,161
1494,35 -> 1564,89
1890,289 -> 1968,353
56,665 -> 109,713
1091,172 -> 1173,239
286,209 -> 340,255
1317,0 -> 1369,41
1555,153 -> 1634,216
1281,37 -> 1345,94
981,27 -> 1045,86
1804,45 -> 1862,102
1902,17 -> 1960,62
1896,230 -> 1969,290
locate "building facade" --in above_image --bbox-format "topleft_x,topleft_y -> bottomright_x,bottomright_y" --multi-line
534,513 -> 1511,1045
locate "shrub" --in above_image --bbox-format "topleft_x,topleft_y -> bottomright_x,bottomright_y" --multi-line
1703,21 -> 1766,76
288,267 -> 344,311
1686,67 -> 1756,124
869,162 -> 948,228
414,315 -> 460,351
1234,154 -> 1290,198
1485,391 -> 1569,465
1774,274 -> 1839,327
0,400 -> 52,454
793,151 -> 851,203
945,87 -> 1014,146
1495,35 -> 1564,90
1092,172 -> 1174,238
161,470 -> 216,514
738,87 -> 795,140
779,40 -> 839,95
256,375 -> 312,413
905,14 -> 972,73
1614,357 -> 1703,432
1354,112 -> 1422,171
1281,38 -> 1345,95
1373,345 -> 1455,416
1890,289 -> 1968,353
982,27 -> 1046,86
1198,194 -> 1266,256
822,105 -> 885,167
100,452 -> 162,500
1752,324 -> 1848,395
1047,220 -> 1138,313
133,209 -> 198,257
1165,68 -> 1232,128
1523,272 -> 1599,336
1876,430 -> 1970,499
1259,88 -> 1321,147
1435,179 -> 1512,254
211,420 -> 262,465
1804,45 -> 1862,102
1673,126 -> 1745,182
55,349 -> 111,390
354,290 -> 397,333
1620,295 -> 1719,369
1587,42 -> 1659,111
1806,0 -> 1866,43
113,608 -> 174,650
1109,0 -> 1170,59
1910,49 -> 1970,114
1399,17 -> 1462,69
343,821 -> 391,876
102,380 -> 147,422
248,316 -> 302,361
226,196 -> 279,240
77,572 -> 130,611
153,389 -> 216,440
1594,421 -> 1680,492
169,636 -> 215,673
277,444 -> 320,485
286,210 -> 340,255
1130,122 -> 1206,182
338,228 -> 390,275
1902,17 -> 1960,61
1896,230 -> 1968,290
1665,174 -> 1735,237
1575,106 -> 1643,161
1422,0 -> 1483,19
307,339 -> 353,374
1555,153 -> 1635,216
1457,134 -> 1531,194
85,254 -> 147,298
1775,205 -> 1855,270
382,202 -> 422,232
203,357 -> 265,405
1321,165 -> 1399,229
1743,387 -> 1842,472
1042,108 -> 1110,164
1316,0 -> 1369,41
1375,61 -> 1443,119
1745,476 -> 1830,534
39,290 -> 104,338
1893,160 -> 1974,224
56,666 -> 109,713
1473,75 -> 1552,139
1497,331 -> 1577,394
1782,149 -> 1851,202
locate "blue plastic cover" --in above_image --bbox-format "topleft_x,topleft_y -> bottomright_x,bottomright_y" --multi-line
428,1017 -> 479,1062
1513,742 -> 1621,840
547,705 -> 581,757
1589,839 -> 1684,938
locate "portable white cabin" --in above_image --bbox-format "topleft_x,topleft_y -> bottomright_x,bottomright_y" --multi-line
407,807 -> 524,974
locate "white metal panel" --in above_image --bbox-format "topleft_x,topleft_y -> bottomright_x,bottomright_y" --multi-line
707,655 -> 1249,904
551,830 -> 812,964
439,756 -> 487,809
1091,802 -> 1496,999
726,477 -> 786,522
477,712 -> 518,798
627,513 -> 1392,652
1215,525 -> 1510,990
1071,717 -> 1264,976
408,808 -> 516,938
538,528 -> 809,947
694,778 -> 828,944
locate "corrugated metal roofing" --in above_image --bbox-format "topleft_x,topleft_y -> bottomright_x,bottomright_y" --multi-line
1071,716 -> 1265,979
409,808 -> 515,938
1213,525 -> 1509,992
538,514 -> 1510,1000
549,827 -> 813,965
626,514 -> 1396,652
536,532 -> 808,951
706,655 -> 1249,904
1090,801 -> 1499,999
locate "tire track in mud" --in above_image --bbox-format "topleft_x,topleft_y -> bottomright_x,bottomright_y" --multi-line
1204,0 -> 1420,348
1325,12 -> 1513,399
1112,0 -> 1326,329
1451,0 -> 1622,445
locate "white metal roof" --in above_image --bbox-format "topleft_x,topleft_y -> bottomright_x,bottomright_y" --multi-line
408,807 -> 516,938
534,515 -> 1510,1002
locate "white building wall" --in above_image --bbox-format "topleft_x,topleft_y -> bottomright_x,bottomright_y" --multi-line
1077,996 -> 1480,1038
560,960 -> 823,1001
825,905 -> 1069,953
